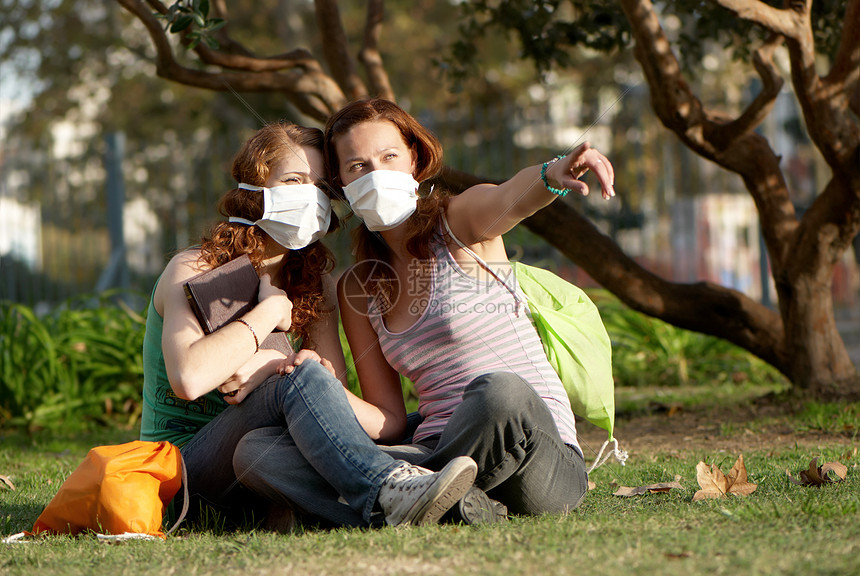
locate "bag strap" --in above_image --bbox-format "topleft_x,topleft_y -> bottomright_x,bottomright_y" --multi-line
165,452 -> 190,537
440,212 -> 526,311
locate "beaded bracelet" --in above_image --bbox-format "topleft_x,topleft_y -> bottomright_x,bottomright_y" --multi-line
540,154 -> 572,197
236,318 -> 259,352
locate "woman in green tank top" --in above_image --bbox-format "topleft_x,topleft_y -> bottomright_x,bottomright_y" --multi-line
140,122 -> 343,448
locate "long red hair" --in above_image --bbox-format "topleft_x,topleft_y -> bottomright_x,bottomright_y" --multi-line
199,121 -> 336,348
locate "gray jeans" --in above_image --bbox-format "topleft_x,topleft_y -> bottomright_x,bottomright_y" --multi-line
233,371 -> 588,525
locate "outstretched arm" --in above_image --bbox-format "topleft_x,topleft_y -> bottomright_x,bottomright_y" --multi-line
446,142 -> 615,245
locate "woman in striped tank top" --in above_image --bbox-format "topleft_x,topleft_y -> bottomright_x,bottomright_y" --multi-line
324,99 -> 616,522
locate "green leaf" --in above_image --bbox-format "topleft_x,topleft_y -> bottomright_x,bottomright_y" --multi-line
170,14 -> 194,33
203,34 -> 219,49
206,18 -> 226,32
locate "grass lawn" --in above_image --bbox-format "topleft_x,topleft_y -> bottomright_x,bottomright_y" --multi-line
1,388 -> 858,576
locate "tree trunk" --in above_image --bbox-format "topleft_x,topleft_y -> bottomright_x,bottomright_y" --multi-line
785,274 -> 856,392
613,0 -> 860,397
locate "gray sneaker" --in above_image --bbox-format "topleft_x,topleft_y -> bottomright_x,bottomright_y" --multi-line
378,456 -> 477,526
443,486 -> 508,525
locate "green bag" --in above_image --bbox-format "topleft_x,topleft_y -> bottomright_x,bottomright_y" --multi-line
511,262 -> 615,440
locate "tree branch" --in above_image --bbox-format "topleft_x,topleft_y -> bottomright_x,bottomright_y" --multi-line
824,0 -> 860,122
125,0 -> 186,76
359,0 -> 395,100
204,0 -> 256,58
525,202 -> 787,371
706,1 -> 854,170
314,0 -> 367,99
781,0 -> 859,174
194,45 -> 321,73
618,0 -> 709,150
146,0 -> 318,71
712,34 -> 784,148
117,0 -> 346,121
708,0 -> 801,38
620,0 -> 799,252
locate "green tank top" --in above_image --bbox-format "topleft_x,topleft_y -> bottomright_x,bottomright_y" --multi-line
139,281 -> 229,447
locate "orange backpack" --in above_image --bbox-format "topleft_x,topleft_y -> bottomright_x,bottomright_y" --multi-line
30,440 -> 188,539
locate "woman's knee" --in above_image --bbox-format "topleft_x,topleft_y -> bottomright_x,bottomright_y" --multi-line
259,360 -> 340,408
282,359 -> 339,393
233,426 -> 287,479
464,372 -> 541,415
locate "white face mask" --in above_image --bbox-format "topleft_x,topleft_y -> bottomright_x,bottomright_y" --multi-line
341,170 -> 419,232
229,183 -> 332,249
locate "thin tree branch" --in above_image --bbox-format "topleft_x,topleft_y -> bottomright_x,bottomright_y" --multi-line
824,0 -> 860,115
207,0 -> 256,58
147,0 -> 317,71
712,34 -> 784,148
210,0 -> 227,18
314,0 -> 367,99
148,0 -> 251,57
194,46 -> 321,73
780,0 -> 858,172
618,0 -> 705,140
359,0 -> 395,100
125,0 -> 185,76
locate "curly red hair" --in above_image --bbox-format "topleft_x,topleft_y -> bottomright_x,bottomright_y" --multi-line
198,121 -> 336,348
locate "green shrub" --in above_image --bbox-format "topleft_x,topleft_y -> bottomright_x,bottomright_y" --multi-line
0,289 -> 789,432
592,291 -> 788,388
0,294 -> 145,431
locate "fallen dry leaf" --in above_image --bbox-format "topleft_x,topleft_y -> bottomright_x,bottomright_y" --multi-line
613,481 -> 684,497
693,454 -> 757,501
725,454 -> 757,496
0,474 -> 15,491
787,458 -> 848,487
587,480 -> 597,491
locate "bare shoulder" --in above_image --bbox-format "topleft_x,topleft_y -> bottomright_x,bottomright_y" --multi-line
153,249 -> 207,314
162,249 -> 208,284
441,202 -> 507,263
446,185 -> 500,244
336,262 -> 364,296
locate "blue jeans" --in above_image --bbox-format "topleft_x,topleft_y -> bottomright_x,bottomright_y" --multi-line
233,372 -> 587,524
179,360 -> 401,525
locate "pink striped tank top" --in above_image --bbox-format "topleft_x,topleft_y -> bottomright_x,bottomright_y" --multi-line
368,225 -> 580,452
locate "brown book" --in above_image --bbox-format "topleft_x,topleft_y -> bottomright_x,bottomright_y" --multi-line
183,254 -> 294,356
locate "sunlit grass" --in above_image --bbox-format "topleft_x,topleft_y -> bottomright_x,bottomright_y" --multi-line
0,424 -> 857,576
